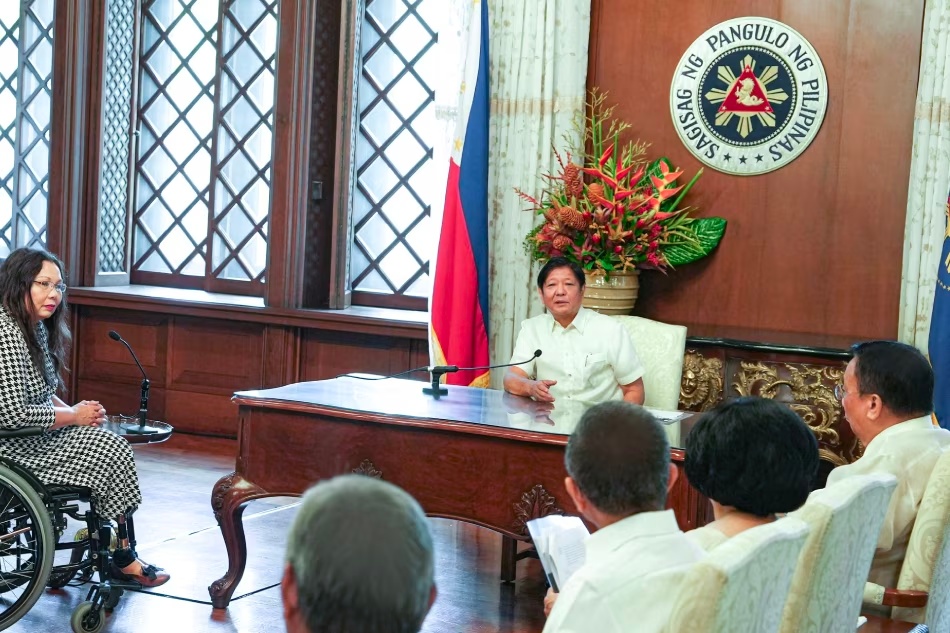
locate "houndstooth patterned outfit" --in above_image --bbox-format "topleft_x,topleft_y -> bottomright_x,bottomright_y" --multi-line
0,308 -> 142,517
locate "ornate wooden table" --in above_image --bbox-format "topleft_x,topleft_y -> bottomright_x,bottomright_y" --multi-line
208,377 -> 709,608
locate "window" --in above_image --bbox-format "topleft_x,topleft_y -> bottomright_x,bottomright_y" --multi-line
0,1 -> 54,257
350,0 -> 462,310
103,0 -> 278,294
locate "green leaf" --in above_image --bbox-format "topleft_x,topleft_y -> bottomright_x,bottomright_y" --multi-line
664,217 -> 727,267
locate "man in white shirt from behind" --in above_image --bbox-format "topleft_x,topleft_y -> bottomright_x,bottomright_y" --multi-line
503,257 -> 645,405
542,401 -> 705,633
826,340 -> 950,590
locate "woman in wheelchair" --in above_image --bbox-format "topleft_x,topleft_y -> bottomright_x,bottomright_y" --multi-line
0,247 -> 170,589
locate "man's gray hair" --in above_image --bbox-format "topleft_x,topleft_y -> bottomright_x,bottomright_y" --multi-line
565,401 -> 670,515
285,475 -> 435,633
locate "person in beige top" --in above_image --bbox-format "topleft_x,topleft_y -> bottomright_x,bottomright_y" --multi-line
504,257 -> 645,405
684,397 -> 819,550
826,340 -> 950,588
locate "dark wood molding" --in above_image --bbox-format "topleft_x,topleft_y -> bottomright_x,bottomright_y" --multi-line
264,0 -> 318,309
67,287 -> 427,339
48,0 -> 97,275
881,588 -> 929,609
327,0 -> 364,310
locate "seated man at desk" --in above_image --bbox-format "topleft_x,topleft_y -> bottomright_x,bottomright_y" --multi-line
503,257 -> 645,404
827,340 -> 950,590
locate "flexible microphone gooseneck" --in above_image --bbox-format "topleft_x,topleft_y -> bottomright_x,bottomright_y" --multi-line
108,330 -> 159,435
422,350 -> 543,399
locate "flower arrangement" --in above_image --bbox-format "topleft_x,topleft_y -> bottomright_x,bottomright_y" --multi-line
519,91 -> 726,275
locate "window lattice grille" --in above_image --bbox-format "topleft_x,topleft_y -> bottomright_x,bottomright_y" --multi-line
97,0 -> 136,274
210,0 -> 277,283
132,0 -> 277,286
351,0 -> 438,303
0,0 -> 54,257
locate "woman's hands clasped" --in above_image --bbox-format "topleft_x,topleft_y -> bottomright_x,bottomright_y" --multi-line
73,400 -> 107,427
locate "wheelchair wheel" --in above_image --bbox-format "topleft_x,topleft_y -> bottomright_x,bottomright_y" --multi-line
0,468 -> 55,630
70,601 -> 105,633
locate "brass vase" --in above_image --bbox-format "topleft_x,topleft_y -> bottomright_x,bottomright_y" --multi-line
582,270 -> 639,315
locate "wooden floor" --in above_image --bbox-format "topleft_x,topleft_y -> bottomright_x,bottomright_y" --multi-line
6,433 -> 548,633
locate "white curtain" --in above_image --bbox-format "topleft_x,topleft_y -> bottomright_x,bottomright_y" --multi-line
899,0 -> 950,350
486,0 -> 591,386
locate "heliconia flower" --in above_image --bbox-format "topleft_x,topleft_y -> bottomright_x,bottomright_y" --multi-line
599,143 -> 615,167
581,167 -> 619,190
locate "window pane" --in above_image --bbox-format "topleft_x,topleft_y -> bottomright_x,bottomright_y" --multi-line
0,0 -> 54,257
351,0 -> 461,304
133,0 -> 218,276
209,0 -> 277,283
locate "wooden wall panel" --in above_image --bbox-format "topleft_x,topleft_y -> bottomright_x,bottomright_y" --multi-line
299,330 -> 413,381
588,0 -> 924,339
76,308 -> 169,384
167,318 -> 265,394
164,390 -> 239,437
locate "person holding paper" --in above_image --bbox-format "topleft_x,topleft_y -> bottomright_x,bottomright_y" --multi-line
542,401 -> 704,633
684,397 -> 819,550
503,257 -> 645,405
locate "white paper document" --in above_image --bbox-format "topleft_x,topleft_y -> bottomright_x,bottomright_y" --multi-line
527,515 -> 590,592
644,407 -> 690,424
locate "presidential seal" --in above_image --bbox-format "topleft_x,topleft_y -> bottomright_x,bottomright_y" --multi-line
670,17 -> 827,176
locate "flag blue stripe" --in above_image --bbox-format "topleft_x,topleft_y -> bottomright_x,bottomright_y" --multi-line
457,0 -> 490,335
931,208 -> 950,428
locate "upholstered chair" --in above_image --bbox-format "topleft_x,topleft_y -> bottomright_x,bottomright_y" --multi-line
664,517 -> 810,633
612,316 -> 687,410
863,450 -> 950,629
779,472 -> 898,633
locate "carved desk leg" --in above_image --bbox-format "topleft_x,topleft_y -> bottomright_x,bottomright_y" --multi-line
208,472 -> 266,609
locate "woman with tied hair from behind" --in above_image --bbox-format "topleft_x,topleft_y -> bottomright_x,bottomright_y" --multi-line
684,396 -> 820,550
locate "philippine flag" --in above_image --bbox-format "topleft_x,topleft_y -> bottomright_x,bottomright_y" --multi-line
930,194 -> 950,428
429,0 -> 490,388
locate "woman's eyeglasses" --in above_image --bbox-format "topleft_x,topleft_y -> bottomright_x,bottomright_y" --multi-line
33,280 -> 67,294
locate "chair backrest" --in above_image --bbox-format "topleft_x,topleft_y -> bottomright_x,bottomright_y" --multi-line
612,316 -> 686,410
893,449 -> 950,627
780,472 -> 898,633
665,517 -> 810,633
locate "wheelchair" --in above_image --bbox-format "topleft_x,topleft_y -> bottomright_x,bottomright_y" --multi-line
0,427 -> 143,633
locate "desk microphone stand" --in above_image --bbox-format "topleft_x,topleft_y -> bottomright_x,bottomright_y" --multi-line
422,368 -> 449,399
121,377 -> 160,435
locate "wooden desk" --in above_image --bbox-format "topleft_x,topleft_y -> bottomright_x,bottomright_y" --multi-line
208,377 -> 710,608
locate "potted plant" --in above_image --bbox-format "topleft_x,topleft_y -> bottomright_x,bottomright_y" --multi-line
519,91 -> 726,313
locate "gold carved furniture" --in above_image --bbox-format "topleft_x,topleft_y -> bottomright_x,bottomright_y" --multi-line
679,331 -> 860,478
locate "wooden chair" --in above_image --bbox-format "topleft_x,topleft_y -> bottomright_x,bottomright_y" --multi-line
779,472 -> 898,633
664,517 -> 810,633
862,450 -> 950,630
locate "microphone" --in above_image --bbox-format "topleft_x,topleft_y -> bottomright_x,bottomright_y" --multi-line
423,350 -> 542,399
108,330 -> 159,435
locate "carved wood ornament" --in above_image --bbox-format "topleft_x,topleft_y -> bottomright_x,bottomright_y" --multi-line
352,459 -> 383,479
679,351 -> 724,411
512,484 -> 563,536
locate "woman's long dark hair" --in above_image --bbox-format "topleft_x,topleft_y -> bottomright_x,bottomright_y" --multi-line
0,247 -> 71,386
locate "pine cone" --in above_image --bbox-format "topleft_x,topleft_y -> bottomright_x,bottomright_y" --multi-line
563,163 -> 583,199
552,234 -> 572,251
557,205 -> 587,230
